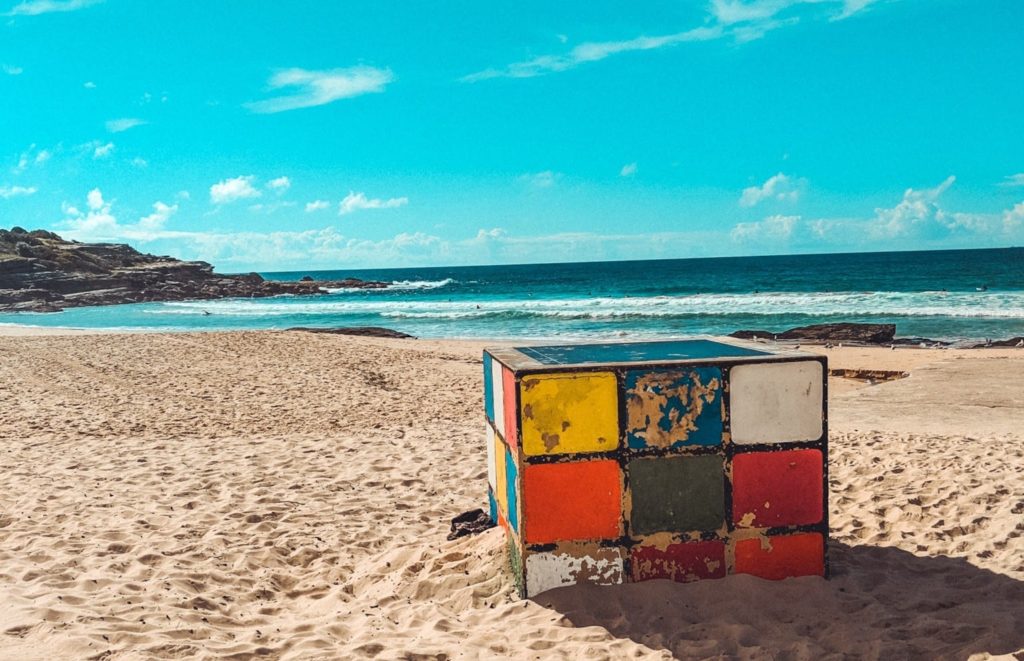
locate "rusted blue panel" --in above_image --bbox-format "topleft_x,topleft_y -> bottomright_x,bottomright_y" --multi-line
483,352 -> 495,423
625,367 -> 723,449
517,339 -> 768,366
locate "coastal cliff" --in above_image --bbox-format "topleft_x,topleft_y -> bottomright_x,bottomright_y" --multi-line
0,227 -> 385,312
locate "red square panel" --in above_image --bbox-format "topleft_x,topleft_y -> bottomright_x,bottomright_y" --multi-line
631,540 -> 726,583
733,533 -> 824,580
522,460 -> 622,544
502,365 -> 519,452
732,449 -> 823,527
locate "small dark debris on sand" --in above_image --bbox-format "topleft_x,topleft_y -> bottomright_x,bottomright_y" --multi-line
447,509 -> 495,540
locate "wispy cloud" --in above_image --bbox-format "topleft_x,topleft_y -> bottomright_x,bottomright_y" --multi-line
210,175 -> 261,204
305,200 -> 330,213
83,81 -> 96,89
105,117 -> 147,133
999,173 -> 1024,187
518,170 -> 562,189
464,0 -> 885,81
338,191 -> 408,216
620,162 -> 637,177
0,184 -> 37,198
739,172 -> 802,207
2,64 -> 23,75
12,144 -> 51,174
463,27 -> 721,81
5,0 -> 102,16
92,141 -> 115,159
710,0 -> 880,24
246,66 -> 394,114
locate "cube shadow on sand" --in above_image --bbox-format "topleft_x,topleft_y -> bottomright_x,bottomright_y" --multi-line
484,338 -> 829,598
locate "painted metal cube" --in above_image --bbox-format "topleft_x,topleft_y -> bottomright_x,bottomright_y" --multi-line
483,338 -> 828,598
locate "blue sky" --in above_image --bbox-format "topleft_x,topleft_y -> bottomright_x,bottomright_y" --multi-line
1,0 -> 1022,270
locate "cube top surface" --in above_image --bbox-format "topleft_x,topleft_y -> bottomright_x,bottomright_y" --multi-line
488,337 -> 814,372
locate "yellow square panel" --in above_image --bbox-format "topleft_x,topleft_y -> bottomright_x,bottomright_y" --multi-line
520,372 -> 619,456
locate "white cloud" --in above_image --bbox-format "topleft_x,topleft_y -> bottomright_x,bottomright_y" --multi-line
246,66 -> 394,114
3,64 -> 23,75
131,157 -> 148,168
137,201 -> 177,230
5,0 -> 102,16
726,175 -> 1024,250
267,176 -> 291,193
83,81 -> 96,89
870,175 -> 956,239
474,227 -> 507,241
34,149 -> 51,165
739,172 -> 801,207
1000,173 -> 1024,187
210,175 -> 261,204
305,200 -> 330,213
105,117 -> 147,133
60,189 -> 179,241
731,214 -> 800,242
86,188 -> 103,210
518,170 -> 562,189
1004,202 -> 1024,234
338,191 -> 408,216
92,142 -> 115,159
462,27 -> 721,81
620,162 -> 637,177
61,188 -> 117,236
0,185 -> 37,198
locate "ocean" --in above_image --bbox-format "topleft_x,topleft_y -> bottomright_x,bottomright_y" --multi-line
2,247 -> 1022,342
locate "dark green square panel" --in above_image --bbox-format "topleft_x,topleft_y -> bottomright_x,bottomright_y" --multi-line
628,455 -> 725,534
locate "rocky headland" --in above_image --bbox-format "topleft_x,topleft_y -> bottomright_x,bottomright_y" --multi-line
0,227 -> 387,313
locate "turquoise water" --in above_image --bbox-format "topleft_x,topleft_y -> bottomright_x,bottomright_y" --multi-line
2,248 -> 1022,341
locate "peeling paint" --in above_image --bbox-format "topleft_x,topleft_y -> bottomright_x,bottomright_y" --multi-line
520,372 -> 619,456
625,368 -> 723,449
486,340 -> 828,597
631,540 -> 726,583
733,533 -> 824,579
525,545 -> 624,596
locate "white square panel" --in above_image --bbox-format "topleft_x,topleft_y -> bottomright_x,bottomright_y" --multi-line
730,360 -> 823,444
491,362 -> 506,438
486,423 -> 496,491
525,547 -> 624,597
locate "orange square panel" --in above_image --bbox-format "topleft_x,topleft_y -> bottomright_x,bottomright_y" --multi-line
522,459 -> 622,544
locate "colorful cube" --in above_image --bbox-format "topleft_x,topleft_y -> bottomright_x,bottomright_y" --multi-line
484,338 -> 828,598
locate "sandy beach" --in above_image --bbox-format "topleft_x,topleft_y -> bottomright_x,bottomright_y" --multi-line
0,329 -> 1022,660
